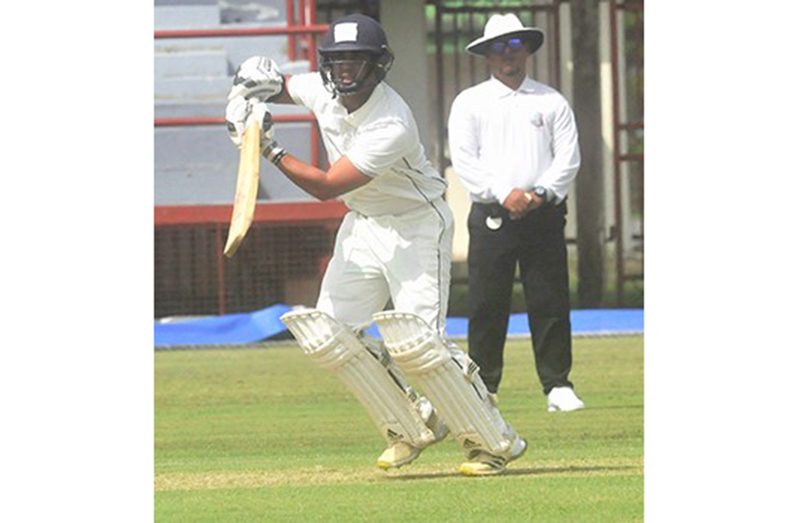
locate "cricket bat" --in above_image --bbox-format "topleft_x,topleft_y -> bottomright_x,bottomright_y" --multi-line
223,118 -> 261,257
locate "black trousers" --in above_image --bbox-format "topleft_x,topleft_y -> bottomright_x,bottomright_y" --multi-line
467,200 -> 574,395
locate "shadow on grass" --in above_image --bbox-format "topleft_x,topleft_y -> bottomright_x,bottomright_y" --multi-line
385,464 -> 637,481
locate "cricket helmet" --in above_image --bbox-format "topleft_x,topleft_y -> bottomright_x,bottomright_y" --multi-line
317,13 -> 394,96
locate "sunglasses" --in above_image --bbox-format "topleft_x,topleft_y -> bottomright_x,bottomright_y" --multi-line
489,37 -> 525,54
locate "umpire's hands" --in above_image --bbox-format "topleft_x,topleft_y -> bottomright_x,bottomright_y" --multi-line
504,188 -> 546,219
228,56 -> 284,101
503,189 -> 532,219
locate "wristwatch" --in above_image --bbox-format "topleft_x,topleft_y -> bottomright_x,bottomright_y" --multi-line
532,186 -> 549,203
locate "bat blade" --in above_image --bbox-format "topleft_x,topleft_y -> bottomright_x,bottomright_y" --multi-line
223,119 -> 261,257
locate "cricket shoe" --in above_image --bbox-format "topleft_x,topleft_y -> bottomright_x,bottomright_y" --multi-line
377,442 -> 423,470
458,436 -> 528,477
547,386 -> 585,412
377,411 -> 449,470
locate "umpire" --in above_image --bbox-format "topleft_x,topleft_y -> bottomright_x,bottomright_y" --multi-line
448,13 -> 584,412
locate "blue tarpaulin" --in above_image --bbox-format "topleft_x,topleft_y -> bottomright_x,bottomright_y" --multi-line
155,305 -> 642,348
363,308 -> 643,339
154,304 -> 293,347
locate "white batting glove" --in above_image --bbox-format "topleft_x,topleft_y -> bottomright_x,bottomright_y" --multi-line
248,102 -> 287,164
225,98 -> 275,148
247,101 -> 276,150
224,95 -> 250,147
225,97 -> 286,162
228,56 -> 284,101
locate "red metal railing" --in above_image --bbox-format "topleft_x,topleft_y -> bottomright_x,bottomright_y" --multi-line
154,201 -> 347,226
153,114 -> 318,127
153,24 -> 329,39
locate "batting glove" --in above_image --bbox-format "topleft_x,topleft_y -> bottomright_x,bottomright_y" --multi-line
225,98 -> 286,163
225,95 -> 250,147
224,96 -> 274,148
247,101 -> 276,150
249,102 -> 287,164
228,56 -> 284,102
224,98 -> 274,149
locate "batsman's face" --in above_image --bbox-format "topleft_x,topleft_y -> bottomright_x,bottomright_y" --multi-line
327,51 -> 374,90
486,38 -> 529,79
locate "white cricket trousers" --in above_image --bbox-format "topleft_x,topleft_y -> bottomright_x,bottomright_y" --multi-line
316,198 -> 453,335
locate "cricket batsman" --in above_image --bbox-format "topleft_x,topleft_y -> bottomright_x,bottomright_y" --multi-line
224,13 -> 527,476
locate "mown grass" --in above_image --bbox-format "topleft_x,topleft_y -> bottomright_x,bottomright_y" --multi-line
155,335 -> 643,522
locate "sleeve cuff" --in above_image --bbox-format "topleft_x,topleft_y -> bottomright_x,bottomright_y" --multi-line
345,154 -> 378,178
491,181 -> 514,206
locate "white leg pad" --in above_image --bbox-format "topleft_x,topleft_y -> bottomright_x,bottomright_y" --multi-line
280,308 -> 436,448
373,311 -> 518,459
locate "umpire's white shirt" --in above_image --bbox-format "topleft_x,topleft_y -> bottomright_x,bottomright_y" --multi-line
288,73 -> 447,216
448,76 -> 581,205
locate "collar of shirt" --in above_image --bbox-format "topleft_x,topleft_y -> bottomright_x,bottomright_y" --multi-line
486,75 -> 537,98
338,83 -> 386,128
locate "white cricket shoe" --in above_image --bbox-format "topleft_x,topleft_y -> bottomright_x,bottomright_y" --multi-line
547,386 -> 585,412
458,436 -> 528,477
377,441 -> 422,470
377,410 -> 449,470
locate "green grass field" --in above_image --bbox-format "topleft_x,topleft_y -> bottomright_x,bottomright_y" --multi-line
155,335 -> 643,522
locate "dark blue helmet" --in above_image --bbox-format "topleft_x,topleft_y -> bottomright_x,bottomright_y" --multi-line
318,14 -> 394,96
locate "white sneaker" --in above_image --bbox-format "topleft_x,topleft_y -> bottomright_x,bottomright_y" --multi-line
377,441 -> 422,470
458,436 -> 528,476
377,410 -> 449,470
547,386 -> 585,412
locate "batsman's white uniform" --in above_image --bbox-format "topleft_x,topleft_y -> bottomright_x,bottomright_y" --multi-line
288,73 -> 452,333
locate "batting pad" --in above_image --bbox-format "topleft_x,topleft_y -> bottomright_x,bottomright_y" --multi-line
373,311 -> 516,459
280,308 -> 436,448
